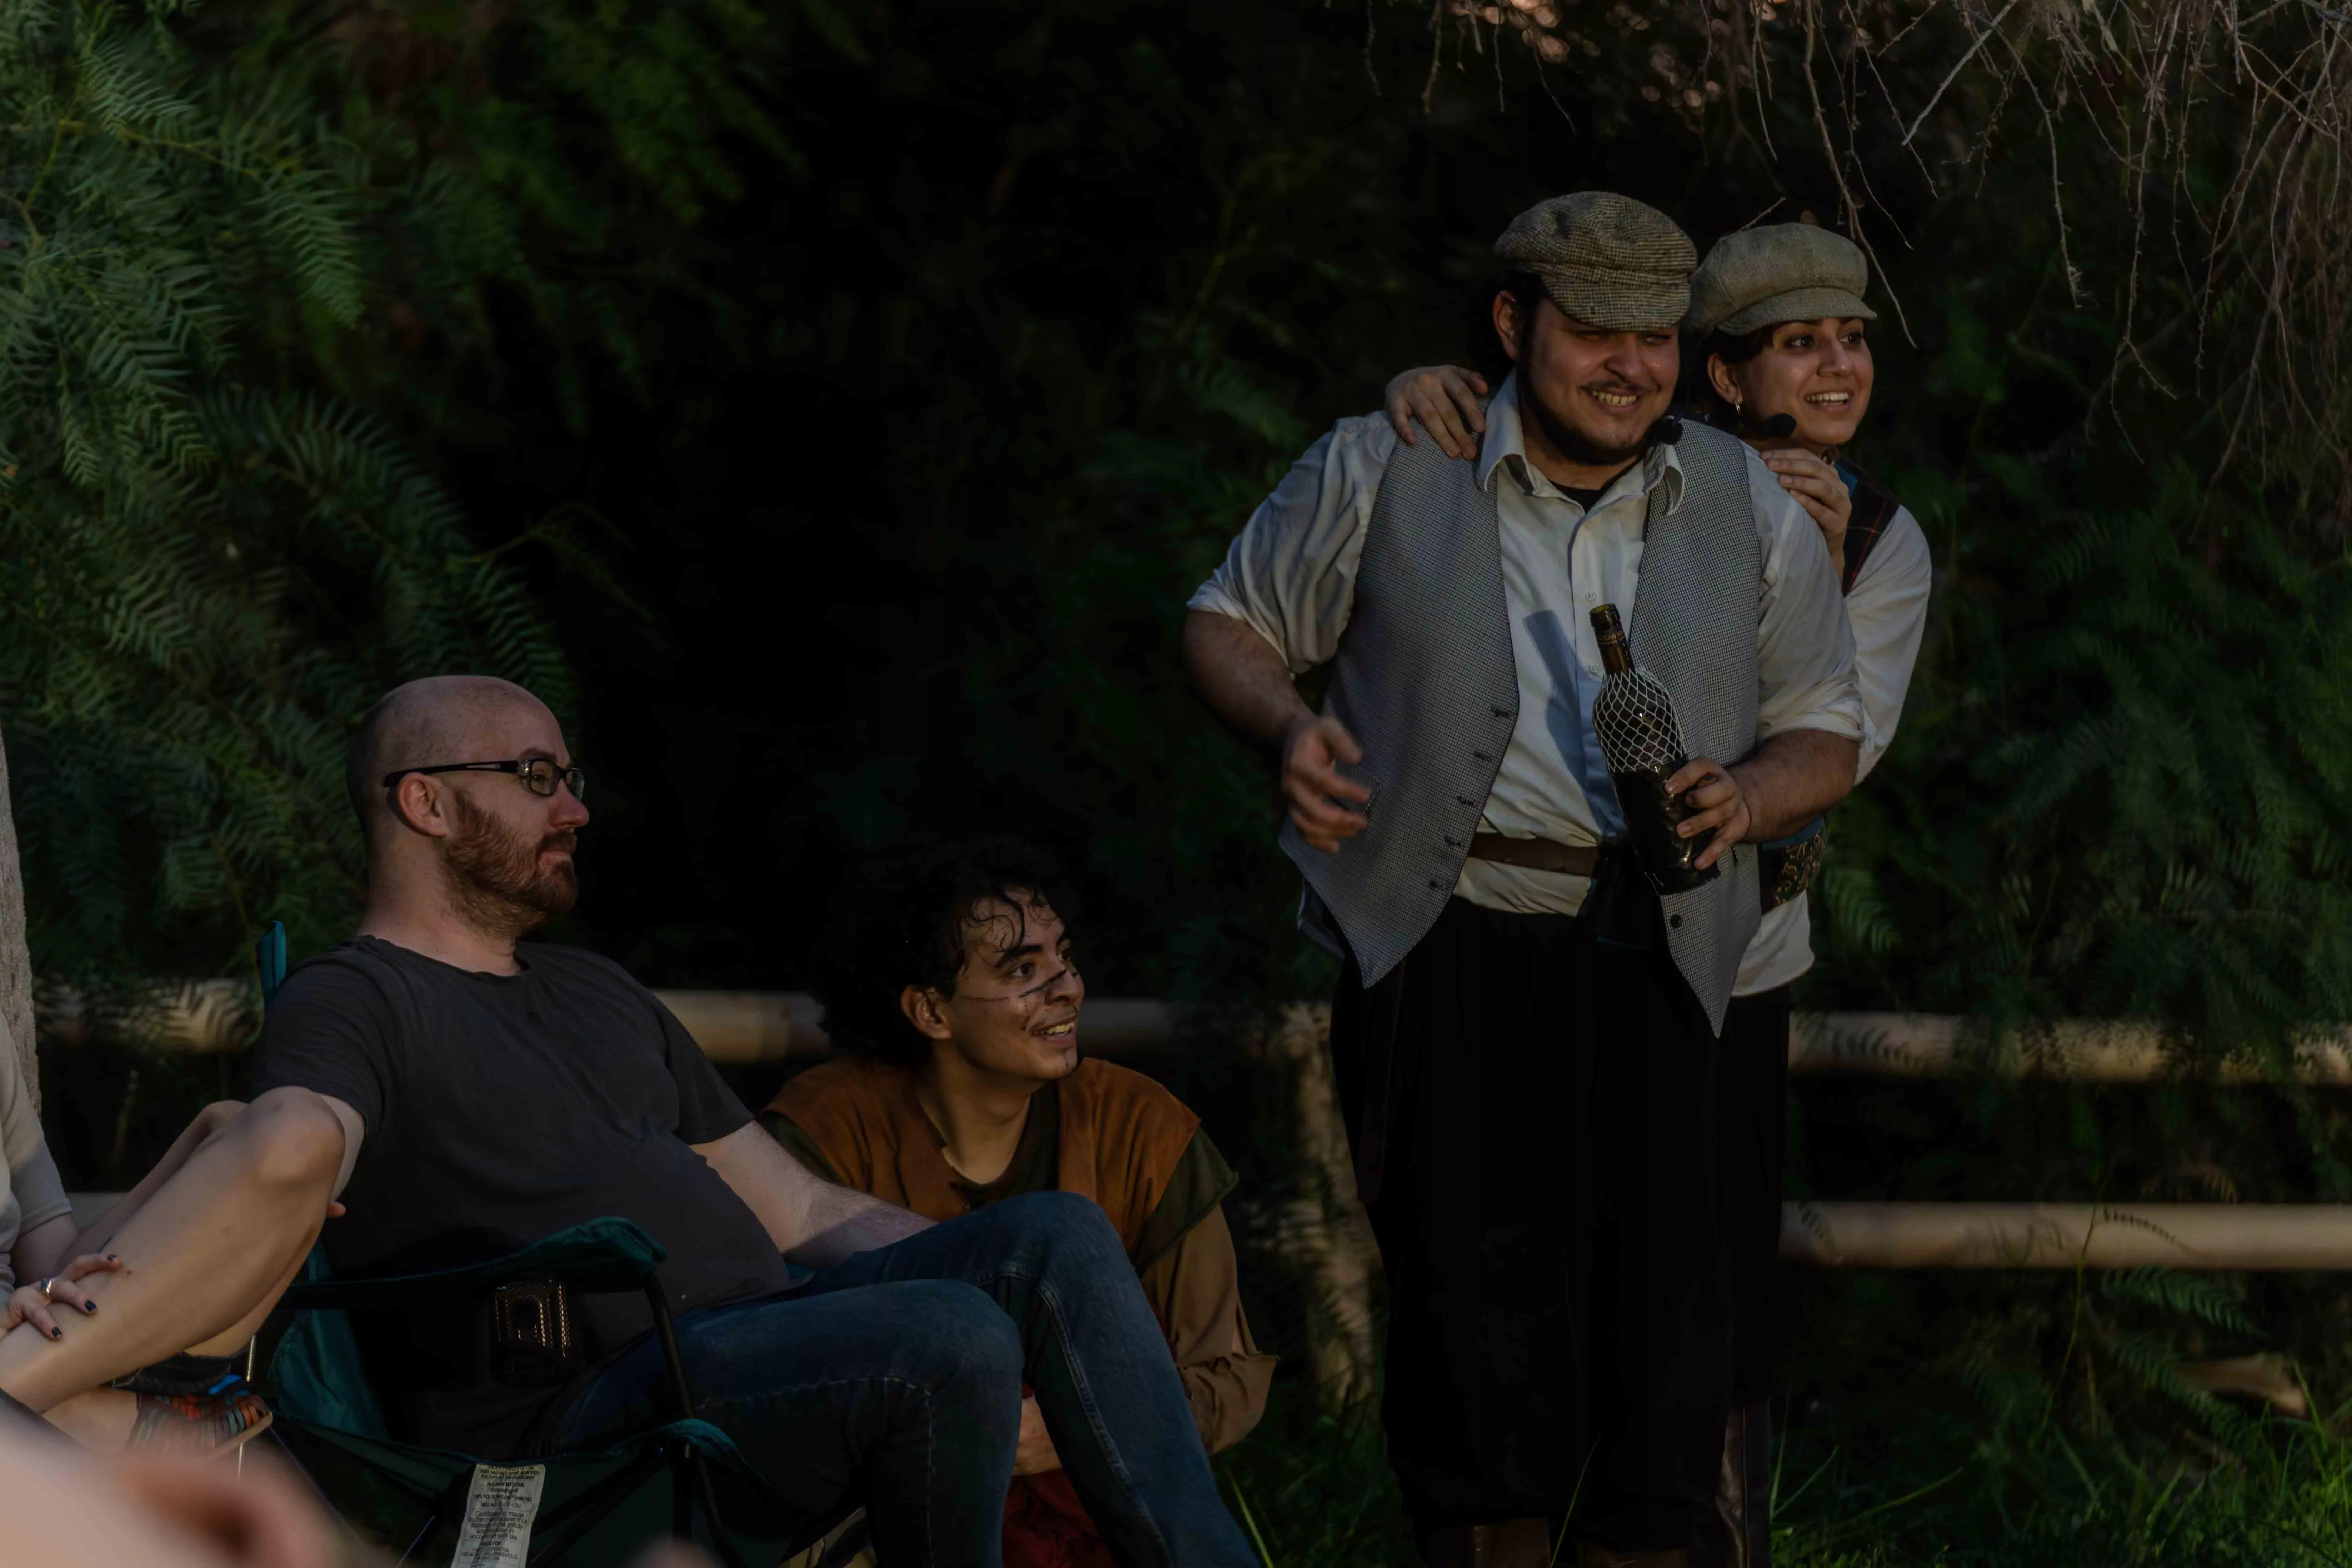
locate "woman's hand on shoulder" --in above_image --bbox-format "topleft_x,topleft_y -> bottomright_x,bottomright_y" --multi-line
1383,365 -> 1488,460
1760,447 -> 1853,567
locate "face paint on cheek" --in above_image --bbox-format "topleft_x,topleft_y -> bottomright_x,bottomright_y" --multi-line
1037,957 -> 1081,994
961,958 -> 1079,1005
1012,960 -> 1077,1001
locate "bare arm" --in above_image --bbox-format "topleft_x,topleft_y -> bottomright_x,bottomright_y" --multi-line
1728,728 -> 1860,838
1669,729 -> 1860,869
1182,610 -> 1312,747
1182,610 -> 1370,852
695,1122 -> 930,1269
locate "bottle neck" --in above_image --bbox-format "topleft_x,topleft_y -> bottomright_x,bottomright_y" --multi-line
1590,602 -> 1634,673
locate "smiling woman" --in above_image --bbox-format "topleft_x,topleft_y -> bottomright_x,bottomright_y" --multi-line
1673,218 -> 1936,1562
1701,317 -> 1874,452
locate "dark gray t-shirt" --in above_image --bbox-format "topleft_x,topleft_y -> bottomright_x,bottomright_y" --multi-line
253,936 -> 792,1455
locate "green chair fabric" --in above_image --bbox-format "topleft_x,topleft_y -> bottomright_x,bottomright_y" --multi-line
280,1215 -> 668,1312
270,1248 -> 390,1442
262,1219 -> 815,1567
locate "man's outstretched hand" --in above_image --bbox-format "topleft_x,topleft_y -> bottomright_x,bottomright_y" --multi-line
1282,714 -> 1371,852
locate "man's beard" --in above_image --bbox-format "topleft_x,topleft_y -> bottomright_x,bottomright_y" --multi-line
1525,383 -> 1655,470
440,790 -> 579,940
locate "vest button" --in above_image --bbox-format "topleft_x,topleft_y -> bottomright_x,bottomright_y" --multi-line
1668,913 -> 1684,929
1427,879 -> 1446,890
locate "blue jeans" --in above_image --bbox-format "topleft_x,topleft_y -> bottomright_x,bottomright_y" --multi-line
554,1192 -> 1255,1568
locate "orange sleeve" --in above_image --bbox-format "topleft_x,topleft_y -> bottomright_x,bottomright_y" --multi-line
1135,1205 -> 1277,1453
766,1063 -> 883,1193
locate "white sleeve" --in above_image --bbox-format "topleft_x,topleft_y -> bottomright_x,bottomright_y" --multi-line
1747,447 -> 1866,744
9,1141 -> 69,1235
1844,506 -> 1933,781
1186,415 -> 1399,674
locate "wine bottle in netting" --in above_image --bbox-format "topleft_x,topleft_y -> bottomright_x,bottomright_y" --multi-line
1589,602 -> 1718,894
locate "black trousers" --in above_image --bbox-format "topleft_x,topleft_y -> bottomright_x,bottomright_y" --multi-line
1331,898 -> 1733,1557
1719,985 -> 1793,1406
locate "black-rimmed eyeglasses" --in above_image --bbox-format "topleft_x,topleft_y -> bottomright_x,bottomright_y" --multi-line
382,760 -> 588,802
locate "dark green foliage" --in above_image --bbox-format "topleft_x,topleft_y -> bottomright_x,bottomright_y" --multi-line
1811,454 -> 2352,1044
0,1 -> 567,981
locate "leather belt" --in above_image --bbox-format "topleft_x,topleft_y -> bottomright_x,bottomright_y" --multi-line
1468,833 -> 1601,877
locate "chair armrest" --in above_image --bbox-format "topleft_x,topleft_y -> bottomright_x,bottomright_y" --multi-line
280,1217 -> 668,1312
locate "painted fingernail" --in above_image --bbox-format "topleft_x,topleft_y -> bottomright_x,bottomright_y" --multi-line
50,1327 -> 61,1339
82,1302 -> 96,1314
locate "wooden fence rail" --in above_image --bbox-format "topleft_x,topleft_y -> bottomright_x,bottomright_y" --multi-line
46,983 -> 2352,1081
51,986 -> 2352,1280
1779,1203 -> 2352,1270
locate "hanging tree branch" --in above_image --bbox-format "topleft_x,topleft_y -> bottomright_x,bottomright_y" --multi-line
1385,0 -> 2352,531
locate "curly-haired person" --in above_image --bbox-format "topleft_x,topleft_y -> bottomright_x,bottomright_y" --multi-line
766,838 -> 1275,1568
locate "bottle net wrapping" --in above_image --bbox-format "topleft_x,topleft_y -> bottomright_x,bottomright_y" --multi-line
1593,667 -> 1691,773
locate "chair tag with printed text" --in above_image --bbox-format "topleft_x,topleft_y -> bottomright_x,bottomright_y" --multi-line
451,1463 -> 546,1568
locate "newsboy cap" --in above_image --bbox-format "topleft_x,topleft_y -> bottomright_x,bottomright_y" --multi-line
1684,222 -> 1877,338
1493,192 -> 1698,334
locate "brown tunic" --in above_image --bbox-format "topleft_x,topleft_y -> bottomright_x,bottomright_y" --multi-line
762,1056 -> 1274,1453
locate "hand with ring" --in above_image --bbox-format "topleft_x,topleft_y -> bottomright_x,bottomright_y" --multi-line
5,1252 -> 124,1341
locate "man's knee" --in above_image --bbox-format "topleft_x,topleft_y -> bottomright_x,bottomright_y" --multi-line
187,1099 -> 247,1147
885,1281 -> 1024,1388
231,1089 -> 345,1194
987,1190 -> 1126,1264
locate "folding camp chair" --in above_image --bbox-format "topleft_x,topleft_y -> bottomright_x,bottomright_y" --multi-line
250,924 -> 851,1566
264,1218 -> 813,1566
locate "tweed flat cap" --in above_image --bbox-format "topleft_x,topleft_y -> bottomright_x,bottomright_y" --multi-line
1685,222 -> 1877,338
1493,192 -> 1698,334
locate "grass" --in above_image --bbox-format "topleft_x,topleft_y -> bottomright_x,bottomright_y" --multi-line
1767,1407 -> 2352,1566
1217,1383 -> 2352,1567
1215,1267 -> 2352,1568
1214,1393 -> 1413,1568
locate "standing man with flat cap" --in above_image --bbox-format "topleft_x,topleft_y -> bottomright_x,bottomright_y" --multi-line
1182,193 -> 1866,1568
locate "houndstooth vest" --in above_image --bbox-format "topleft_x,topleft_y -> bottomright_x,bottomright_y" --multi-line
1283,418 -> 1764,1034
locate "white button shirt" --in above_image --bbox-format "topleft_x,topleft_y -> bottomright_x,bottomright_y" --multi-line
1734,494 -> 1933,994
1190,374 -> 1865,918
